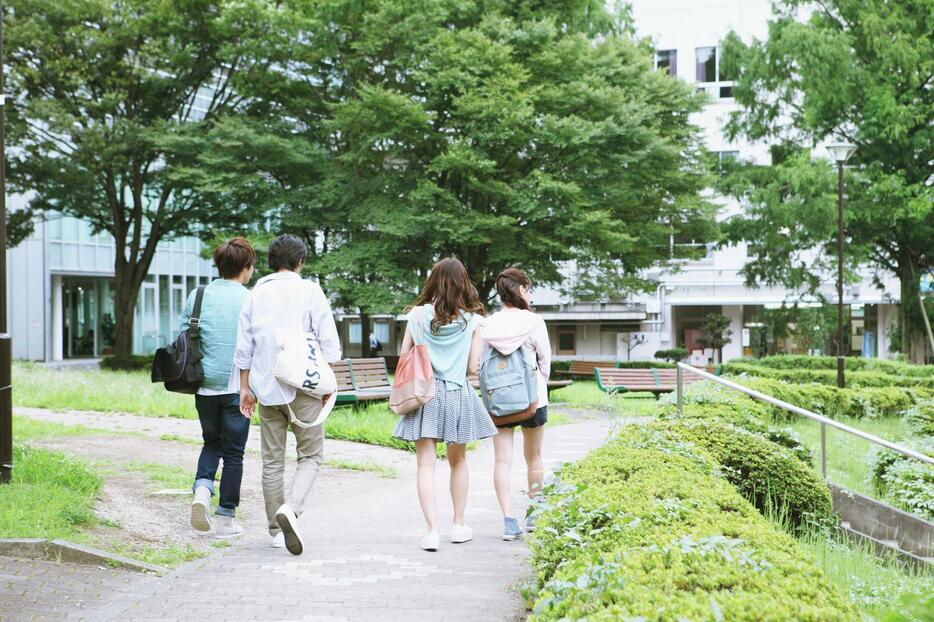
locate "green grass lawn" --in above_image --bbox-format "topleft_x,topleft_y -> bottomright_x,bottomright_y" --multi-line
797,530 -> 932,621
14,413 -> 110,441
788,415 -> 912,497
0,444 -> 102,541
13,362 -> 195,418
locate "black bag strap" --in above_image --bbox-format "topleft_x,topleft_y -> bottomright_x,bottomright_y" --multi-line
188,285 -> 206,340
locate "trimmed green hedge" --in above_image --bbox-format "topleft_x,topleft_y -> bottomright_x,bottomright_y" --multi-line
738,377 -> 915,420
655,420 -> 834,529
743,355 -> 934,378
903,400 -> 934,436
657,381 -> 812,464
526,425 -> 856,621
100,355 -> 152,372
722,361 -> 934,389
616,361 -> 676,369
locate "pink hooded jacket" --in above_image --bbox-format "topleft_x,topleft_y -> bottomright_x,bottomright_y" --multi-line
479,308 -> 552,408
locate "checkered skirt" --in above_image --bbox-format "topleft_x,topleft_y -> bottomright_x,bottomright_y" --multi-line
393,378 -> 497,445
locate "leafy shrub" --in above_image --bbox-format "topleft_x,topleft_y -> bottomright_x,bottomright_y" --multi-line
526,426 -> 855,621
722,361 -> 934,389
653,420 -> 834,529
744,355 -> 934,378
869,438 -> 934,521
100,355 -> 152,371
616,361 -> 675,369
738,377 -> 915,421
549,360 -> 571,376
657,381 -> 812,464
654,347 -> 688,362
903,400 -> 934,436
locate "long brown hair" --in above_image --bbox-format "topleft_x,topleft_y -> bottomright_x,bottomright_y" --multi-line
413,257 -> 485,333
496,267 -> 532,311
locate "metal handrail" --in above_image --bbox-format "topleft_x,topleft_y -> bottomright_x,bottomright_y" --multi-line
676,362 -> 934,478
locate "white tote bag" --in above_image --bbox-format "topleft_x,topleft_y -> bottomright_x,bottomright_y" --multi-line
272,282 -> 338,429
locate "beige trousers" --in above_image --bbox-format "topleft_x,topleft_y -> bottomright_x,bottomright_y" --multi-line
259,393 -> 325,535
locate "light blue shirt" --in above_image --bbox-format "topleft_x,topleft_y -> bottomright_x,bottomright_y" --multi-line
408,305 -> 477,388
180,279 -> 249,392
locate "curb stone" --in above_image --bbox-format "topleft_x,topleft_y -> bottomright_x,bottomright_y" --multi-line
0,537 -> 166,574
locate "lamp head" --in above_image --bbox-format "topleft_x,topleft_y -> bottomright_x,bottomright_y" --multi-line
826,143 -> 857,163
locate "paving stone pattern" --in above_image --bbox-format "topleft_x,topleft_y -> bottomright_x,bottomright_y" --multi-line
6,408 -> 610,621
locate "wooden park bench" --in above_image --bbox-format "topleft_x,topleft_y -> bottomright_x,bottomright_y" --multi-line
594,367 -> 702,396
333,358 -> 392,406
560,360 -> 618,379
467,374 -> 572,396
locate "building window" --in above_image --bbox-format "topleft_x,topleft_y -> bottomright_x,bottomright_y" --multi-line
373,321 -> 390,344
556,327 -> 576,355
695,47 -> 716,82
349,321 -> 362,344
655,49 -> 677,76
695,46 -> 734,99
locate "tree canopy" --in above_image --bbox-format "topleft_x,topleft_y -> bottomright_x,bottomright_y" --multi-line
6,0 -> 275,360
720,0 -> 934,360
198,0 -> 717,315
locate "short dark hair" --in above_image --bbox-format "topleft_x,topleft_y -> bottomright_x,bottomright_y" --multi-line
213,237 -> 256,279
268,234 -> 308,272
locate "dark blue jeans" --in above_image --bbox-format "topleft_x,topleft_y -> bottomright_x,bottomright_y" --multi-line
193,393 -> 251,517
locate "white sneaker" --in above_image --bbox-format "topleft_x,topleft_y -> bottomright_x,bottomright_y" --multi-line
420,531 -> 440,551
272,532 -> 286,548
190,486 -> 213,533
275,504 -> 304,556
214,515 -> 243,539
451,524 -> 473,544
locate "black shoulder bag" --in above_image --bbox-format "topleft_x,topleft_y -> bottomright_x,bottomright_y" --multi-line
151,285 -> 206,394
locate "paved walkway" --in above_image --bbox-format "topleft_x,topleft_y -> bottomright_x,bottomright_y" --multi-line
6,408 -> 611,622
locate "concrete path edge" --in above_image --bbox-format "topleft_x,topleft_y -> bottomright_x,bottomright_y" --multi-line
0,538 -> 166,574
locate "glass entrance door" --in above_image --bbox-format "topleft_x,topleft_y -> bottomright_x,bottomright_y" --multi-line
62,277 -> 100,358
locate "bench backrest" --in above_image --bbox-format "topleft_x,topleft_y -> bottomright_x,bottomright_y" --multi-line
595,368 -> 657,386
331,360 -> 355,392
653,369 -> 703,384
568,360 -> 616,375
347,357 -> 391,389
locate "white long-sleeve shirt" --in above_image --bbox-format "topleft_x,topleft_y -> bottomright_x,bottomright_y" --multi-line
232,271 -> 342,406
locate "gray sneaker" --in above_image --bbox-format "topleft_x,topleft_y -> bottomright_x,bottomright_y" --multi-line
214,515 -> 243,539
190,486 -> 213,533
503,517 -> 523,541
275,504 -> 304,555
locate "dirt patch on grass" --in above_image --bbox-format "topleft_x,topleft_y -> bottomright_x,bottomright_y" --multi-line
34,434 -> 379,567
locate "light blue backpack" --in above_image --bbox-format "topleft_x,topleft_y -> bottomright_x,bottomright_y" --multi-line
478,345 -> 538,421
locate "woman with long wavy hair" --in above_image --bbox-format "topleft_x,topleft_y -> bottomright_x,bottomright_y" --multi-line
393,257 -> 497,551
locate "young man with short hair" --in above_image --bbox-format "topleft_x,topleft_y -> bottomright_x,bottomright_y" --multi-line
186,237 -> 256,538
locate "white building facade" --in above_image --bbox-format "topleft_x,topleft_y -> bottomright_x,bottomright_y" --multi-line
535,0 -> 900,364
6,209 -> 216,361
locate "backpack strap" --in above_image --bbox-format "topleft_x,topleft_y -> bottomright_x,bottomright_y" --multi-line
188,285 -> 206,340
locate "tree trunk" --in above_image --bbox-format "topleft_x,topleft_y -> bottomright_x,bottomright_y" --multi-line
111,267 -> 140,363
360,309 -> 371,358
899,266 -> 926,363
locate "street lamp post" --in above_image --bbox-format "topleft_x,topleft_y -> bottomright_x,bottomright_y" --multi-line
0,0 -> 11,484
827,142 -> 857,390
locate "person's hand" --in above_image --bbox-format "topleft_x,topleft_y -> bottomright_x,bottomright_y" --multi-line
240,390 -> 256,419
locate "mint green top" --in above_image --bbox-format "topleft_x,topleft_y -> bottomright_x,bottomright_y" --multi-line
408,304 -> 478,388
180,279 -> 249,392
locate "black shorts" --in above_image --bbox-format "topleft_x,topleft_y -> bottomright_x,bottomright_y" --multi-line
496,406 -> 548,429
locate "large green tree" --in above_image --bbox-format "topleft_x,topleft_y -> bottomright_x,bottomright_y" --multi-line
199,0 -> 716,349
6,0 -> 274,362
720,0 -> 934,361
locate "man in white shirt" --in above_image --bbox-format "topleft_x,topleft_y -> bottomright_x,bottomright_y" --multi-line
234,234 -> 342,555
